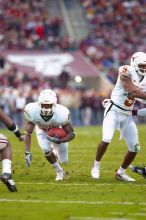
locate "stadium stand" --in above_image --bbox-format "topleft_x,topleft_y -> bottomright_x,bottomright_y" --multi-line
80,0 -> 146,83
0,0 -> 145,127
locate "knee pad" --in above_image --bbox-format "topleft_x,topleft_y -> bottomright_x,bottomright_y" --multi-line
44,150 -> 57,163
44,150 -> 56,160
134,143 -> 141,152
129,143 -> 141,152
0,134 -> 8,150
44,150 -> 53,157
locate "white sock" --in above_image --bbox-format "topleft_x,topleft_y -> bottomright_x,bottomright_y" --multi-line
2,159 -> 12,174
94,160 -> 100,167
118,166 -> 125,174
52,162 -> 63,172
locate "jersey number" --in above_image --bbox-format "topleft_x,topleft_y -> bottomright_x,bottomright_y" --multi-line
124,94 -> 135,107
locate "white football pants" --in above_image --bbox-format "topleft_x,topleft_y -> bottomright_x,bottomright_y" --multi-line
102,110 -> 140,152
35,128 -> 68,163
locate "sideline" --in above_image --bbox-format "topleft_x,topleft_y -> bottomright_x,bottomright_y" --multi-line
0,199 -> 146,206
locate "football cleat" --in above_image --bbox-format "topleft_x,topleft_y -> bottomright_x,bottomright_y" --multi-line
91,165 -> 100,179
0,173 -> 17,192
129,165 -> 146,178
55,170 -> 64,181
115,170 -> 135,182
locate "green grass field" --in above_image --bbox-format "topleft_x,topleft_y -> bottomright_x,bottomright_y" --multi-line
0,125 -> 146,220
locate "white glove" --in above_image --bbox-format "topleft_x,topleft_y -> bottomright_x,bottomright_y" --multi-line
119,65 -> 130,74
25,151 -> 32,167
102,99 -> 111,108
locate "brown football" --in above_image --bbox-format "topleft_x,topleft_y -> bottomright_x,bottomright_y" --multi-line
48,127 -> 67,139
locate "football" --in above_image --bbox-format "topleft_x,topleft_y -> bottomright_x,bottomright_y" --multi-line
48,127 -> 67,139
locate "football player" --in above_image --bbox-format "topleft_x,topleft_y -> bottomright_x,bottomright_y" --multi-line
24,89 -> 75,181
91,52 -> 146,182
0,108 -> 24,192
129,106 -> 146,178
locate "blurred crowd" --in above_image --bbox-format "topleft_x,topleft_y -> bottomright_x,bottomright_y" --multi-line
0,62 -> 105,128
0,0 -> 146,128
80,0 -> 146,84
0,0 -> 76,51
0,60 -> 145,129
0,0 -> 146,83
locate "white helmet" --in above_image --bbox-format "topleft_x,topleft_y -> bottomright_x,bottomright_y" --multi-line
130,52 -> 146,76
130,52 -> 145,65
38,89 -> 57,116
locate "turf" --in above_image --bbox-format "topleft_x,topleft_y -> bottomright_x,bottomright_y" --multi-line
0,125 -> 146,220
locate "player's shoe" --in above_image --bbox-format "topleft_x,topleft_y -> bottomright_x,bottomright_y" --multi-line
0,173 -> 17,192
115,170 -> 135,182
91,165 -> 100,179
55,170 -> 64,181
129,165 -> 146,178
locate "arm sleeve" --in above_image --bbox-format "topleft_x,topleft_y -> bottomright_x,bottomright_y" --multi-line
137,108 -> 146,116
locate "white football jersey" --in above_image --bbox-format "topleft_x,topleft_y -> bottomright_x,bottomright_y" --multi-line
111,66 -> 146,111
24,102 -> 70,131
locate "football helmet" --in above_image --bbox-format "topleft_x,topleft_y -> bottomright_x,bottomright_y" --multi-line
38,89 -> 57,116
130,52 -> 146,76
130,52 -> 145,65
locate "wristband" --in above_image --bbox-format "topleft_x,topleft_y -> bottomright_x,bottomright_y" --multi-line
7,123 -> 18,132
7,123 -> 22,138
132,110 -> 137,116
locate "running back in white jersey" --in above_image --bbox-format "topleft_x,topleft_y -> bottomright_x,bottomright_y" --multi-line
24,102 -> 70,131
111,66 -> 146,111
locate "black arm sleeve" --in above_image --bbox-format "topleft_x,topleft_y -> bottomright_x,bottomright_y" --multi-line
7,123 -> 22,138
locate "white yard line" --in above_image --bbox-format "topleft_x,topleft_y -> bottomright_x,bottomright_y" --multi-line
110,212 -> 146,216
15,182 -> 146,187
0,199 -> 146,206
70,217 -> 132,220
1,181 -> 146,187
109,212 -> 146,216
130,213 -> 146,216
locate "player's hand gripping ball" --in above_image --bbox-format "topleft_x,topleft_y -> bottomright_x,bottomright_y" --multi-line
48,127 -> 67,139
47,127 -> 67,144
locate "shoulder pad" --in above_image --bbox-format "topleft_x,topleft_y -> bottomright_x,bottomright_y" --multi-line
55,104 -> 70,125
24,103 -> 36,122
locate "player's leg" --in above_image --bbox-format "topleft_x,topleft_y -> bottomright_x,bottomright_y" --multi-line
91,110 -> 118,179
54,142 -> 68,164
116,117 -> 139,182
0,134 -> 17,192
53,142 -> 68,180
36,131 -> 64,181
129,165 -> 146,178
53,143 -> 68,180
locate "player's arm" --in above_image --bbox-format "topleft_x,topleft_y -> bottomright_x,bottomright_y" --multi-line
24,120 -> 35,152
61,122 -> 75,143
120,74 -> 146,99
119,65 -> 130,74
47,123 -> 75,144
132,108 -> 146,116
24,120 -> 35,167
0,108 -> 23,141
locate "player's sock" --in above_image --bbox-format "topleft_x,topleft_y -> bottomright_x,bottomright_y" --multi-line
117,166 -> 125,174
52,162 -> 63,172
94,160 -> 100,167
2,159 -> 12,174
